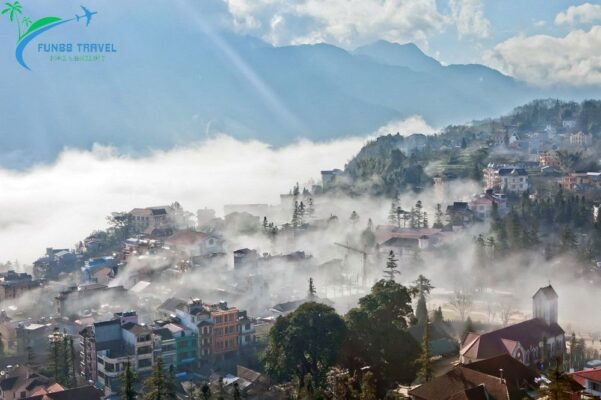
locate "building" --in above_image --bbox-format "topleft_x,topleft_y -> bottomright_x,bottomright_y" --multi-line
54,283 -> 129,317
80,257 -> 117,284
0,271 -> 42,302
321,169 -> 344,189
129,205 -> 175,234
408,354 -> 540,400
32,248 -> 79,280
483,165 -> 529,193
460,285 -> 565,366
539,151 -> 560,168
160,298 -> 252,363
79,311 -> 139,382
469,190 -> 508,220
24,385 -> 103,400
0,365 -> 49,400
561,171 -> 601,192
233,248 -> 258,269
569,131 -> 593,147
446,202 -> 473,226
237,311 -> 256,348
569,368 -> 601,397
164,230 -> 223,258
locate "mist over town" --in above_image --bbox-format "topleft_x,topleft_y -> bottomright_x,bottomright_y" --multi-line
1,1 -> 601,399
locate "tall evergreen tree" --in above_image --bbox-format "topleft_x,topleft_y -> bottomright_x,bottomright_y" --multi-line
415,293 -> 428,326
119,359 -> 138,400
143,358 -> 166,400
308,277 -> 317,300
417,319 -> 432,383
383,251 -> 400,281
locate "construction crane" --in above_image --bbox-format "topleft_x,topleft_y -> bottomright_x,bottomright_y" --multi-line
334,242 -> 368,288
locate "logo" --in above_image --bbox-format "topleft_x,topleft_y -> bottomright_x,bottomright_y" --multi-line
2,1 -> 115,70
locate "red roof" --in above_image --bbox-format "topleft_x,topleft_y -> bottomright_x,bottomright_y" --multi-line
461,318 -> 564,361
165,230 -> 208,246
569,368 -> 601,386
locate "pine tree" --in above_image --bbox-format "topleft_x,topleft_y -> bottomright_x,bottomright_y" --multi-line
308,277 -> 317,300
537,359 -> 572,400
350,211 -> 360,226
422,211 -> 429,229
119,359 -> 138,400
307,197 -> 315,218
298,201 -> 306,226
143,358 -> 166,400
0,333 -> 4,359
433,307 -> 444,323
416,293 -> 428,326
418,318 -> 432,383
359,371 -> 377,400
291,201 -> 299,228
262,217 -> 268,230
164,364 -> 177,400
415,201 -> 424,228
384,250 -> 400,281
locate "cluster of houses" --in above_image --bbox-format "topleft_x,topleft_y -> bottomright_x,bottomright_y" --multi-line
77,297 -> 256,397
408,285 -> 601,399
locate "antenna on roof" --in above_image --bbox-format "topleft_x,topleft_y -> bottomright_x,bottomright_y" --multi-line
499,368 -> 504,383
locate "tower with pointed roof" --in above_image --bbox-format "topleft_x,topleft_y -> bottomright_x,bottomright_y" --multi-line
532,284 -> 558,326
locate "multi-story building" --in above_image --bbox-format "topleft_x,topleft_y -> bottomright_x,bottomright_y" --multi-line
561,171 -> 601,191
237,311 -> 256,348
539,150 -> 560,168
0,271 -> 43,302
79,312 -> 139,382
569,131 -> 593,147
483,165 -> 529,193
166,298 -> 249,363
95,322 -> 153,397
469,190 -> 508,220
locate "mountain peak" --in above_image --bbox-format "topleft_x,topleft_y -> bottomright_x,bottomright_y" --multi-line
353,40 -> 442,72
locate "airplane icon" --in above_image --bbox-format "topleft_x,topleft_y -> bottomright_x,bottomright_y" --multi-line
75,5 -> 97,26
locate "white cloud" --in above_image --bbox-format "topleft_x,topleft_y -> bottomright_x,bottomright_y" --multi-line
0,135 -> 364,263
555,3 -> 601,26
375,115 -> 438,136
0,115 -> 434,263
448,0 -> 490,39
222,0 -> 489,48
484,26 -> 601,86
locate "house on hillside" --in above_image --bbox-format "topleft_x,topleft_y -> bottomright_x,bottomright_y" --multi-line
460,285 -> 565,366
469,190 -> 508,220
569,368 -> 601,397
164,230 -> 224,258
484,164 -> 529,193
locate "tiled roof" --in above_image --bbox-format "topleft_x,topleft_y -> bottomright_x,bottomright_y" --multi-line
461,318 -> 564,360
408,366 -> 509,400
569,367 -> 601,386
24,385 -> 103,400
463,354 -> 538,390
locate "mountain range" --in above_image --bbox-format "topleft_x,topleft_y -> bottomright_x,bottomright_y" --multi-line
0,30 -> 597,168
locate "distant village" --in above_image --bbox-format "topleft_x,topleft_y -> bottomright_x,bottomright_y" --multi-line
2,100 -> 601,399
